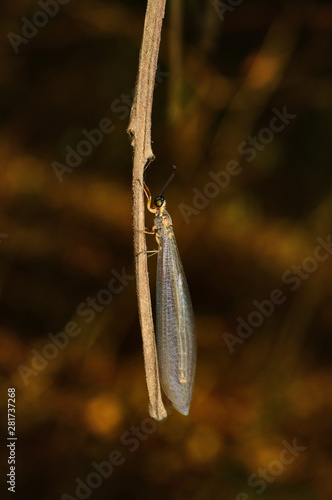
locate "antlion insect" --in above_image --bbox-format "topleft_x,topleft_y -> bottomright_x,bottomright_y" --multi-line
144,166 -> 196,415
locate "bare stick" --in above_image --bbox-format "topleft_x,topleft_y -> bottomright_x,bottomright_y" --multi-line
127,0 -> 167,420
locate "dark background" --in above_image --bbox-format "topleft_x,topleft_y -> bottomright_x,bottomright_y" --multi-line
1,1 -> 332,499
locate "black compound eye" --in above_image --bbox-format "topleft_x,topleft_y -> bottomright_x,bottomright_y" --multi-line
154,196 -> 165,208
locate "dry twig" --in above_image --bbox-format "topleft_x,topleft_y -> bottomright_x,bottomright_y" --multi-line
127,0 -> 167,420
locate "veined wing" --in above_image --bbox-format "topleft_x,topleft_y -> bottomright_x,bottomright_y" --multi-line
155,213 -> 196,415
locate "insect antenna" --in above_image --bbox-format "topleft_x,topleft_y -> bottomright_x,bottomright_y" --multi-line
158,165 -> 177,198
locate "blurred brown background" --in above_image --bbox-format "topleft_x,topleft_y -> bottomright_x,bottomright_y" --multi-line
1,1 -> 332,499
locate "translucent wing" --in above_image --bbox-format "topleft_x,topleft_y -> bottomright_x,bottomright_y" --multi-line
155,211 -> 196,415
